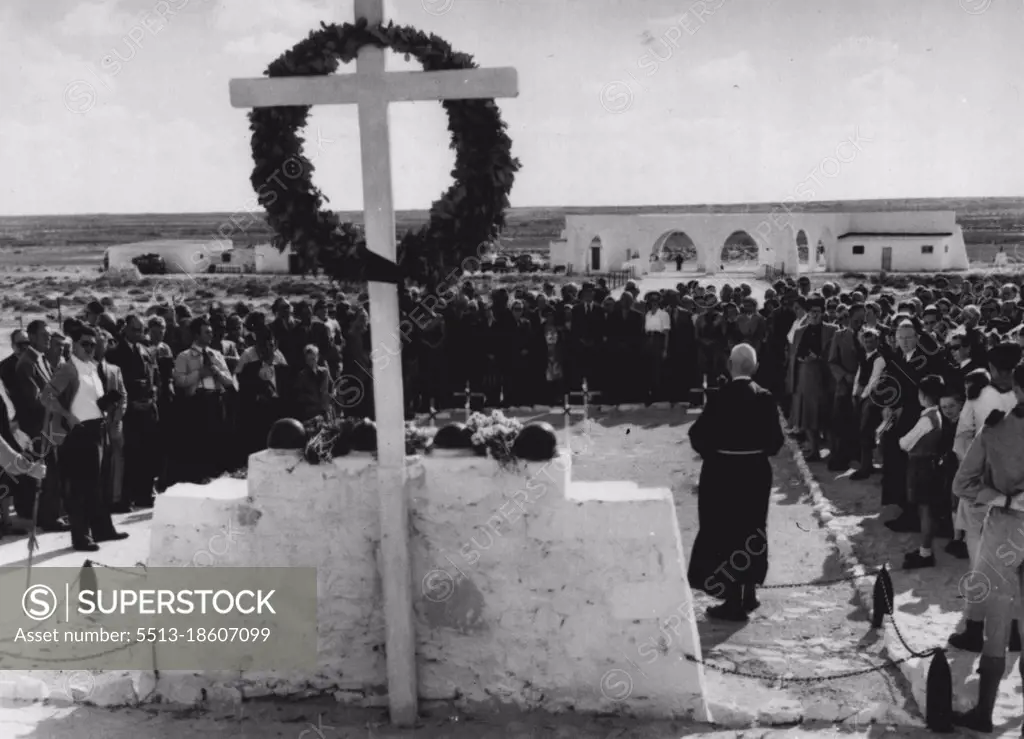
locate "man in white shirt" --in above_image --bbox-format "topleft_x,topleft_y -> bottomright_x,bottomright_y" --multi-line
43,326 -> 128,552
642,292 -> 670,404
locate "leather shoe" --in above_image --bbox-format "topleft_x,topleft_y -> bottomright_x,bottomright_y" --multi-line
1,525 -> 27,536
73,542 -> 100,552
39,521 -> 70,533
707,603 -> 749,622
109,503 -> 134,514
94,531 -> 129,543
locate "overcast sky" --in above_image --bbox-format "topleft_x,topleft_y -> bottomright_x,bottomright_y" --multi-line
2,0 -> 1022,215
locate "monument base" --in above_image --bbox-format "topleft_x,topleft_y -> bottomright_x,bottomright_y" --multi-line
142,449 -> 711,720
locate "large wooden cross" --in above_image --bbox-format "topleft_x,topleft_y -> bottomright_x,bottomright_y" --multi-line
229,0 -> 517,727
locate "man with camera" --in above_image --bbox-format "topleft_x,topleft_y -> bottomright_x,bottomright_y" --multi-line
42,325 -> 129,552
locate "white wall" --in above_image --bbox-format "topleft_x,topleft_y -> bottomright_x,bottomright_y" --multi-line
833,237 -> 954,272
146,449 -> 711,719
550,211 -> 967,274
254,243 -> 292,273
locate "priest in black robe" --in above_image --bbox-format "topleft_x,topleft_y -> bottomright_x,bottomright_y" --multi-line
687,343 -> 785,621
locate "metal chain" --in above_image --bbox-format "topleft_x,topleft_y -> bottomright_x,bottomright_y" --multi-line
89,560 -> 147,577
683,649 -> 918,683
878,572 -> 938,660
0,639 -> 140,664
757,566 -> 885,590
684,567 -> 942,685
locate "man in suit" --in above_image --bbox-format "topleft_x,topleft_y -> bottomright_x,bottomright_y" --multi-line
570,282 -> 605,391
12,320 -> 66,531
42,326 -> 128,551
14,320 -> 53,442
665,292 -> 697,403
0,392 -> 47,540
827,304 -> 866,471
95,330 -> 128,515
688,343 -> 785,621
0,329 -> 28,400
107,315 -> 159,510
881,318 -> 946,532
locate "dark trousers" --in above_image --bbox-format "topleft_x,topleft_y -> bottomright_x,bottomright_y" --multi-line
123,407 -> 158,505
882,421 -> 912,509
63,420 -> 114,546
644,334 -> 666,401
830,389 -> 858,464
857,396 -> 881,467
177,392 -> 226,484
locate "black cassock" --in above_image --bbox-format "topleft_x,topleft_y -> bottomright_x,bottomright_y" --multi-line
687,377 -> 784,598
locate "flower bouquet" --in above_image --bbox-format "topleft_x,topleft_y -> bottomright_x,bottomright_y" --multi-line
466,410 -> 524,468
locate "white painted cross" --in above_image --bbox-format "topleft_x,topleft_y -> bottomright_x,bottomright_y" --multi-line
229,0 -> 518,727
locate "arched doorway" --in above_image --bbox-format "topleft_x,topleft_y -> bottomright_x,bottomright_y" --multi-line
720,230 -> 759,272
813,228 -> 834,272
588,236 -> 602,272
796,230 -> 810,268
652,230 -> 698,271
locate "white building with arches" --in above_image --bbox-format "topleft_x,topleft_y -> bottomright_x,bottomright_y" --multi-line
548,209 -> 968,276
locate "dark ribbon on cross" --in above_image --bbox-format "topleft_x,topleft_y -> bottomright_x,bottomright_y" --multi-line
360,248 -> 403,285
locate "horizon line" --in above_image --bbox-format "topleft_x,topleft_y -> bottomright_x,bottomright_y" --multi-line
2,194 -> 1023,220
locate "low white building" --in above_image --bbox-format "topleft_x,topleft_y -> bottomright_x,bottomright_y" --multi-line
253,243 -> 293,273
104,240 -> 232,274
549,209 -> 969,275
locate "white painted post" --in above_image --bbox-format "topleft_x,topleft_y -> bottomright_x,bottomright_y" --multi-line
351,0 -> 416,727
228,1 -> 517,724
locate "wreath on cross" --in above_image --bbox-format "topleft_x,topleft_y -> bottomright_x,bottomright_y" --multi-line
247,20 -> 520,287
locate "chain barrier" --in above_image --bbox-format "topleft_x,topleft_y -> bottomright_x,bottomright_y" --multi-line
0,558 -> 148,664
680,565 -> 943,688
88,560 -> 147,577
683,643 -> 919,683
757,565 -> 885,590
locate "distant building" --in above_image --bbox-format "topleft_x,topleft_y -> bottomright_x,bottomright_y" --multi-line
253,243 -> 293,273
103,240 -> 232,274
549,210 -> 969,275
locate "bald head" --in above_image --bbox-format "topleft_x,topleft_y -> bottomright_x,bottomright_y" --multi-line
729,343 -> 758,378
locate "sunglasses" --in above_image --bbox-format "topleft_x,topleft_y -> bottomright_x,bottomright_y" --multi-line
79,341 -> 96,349
15,341 -> 29,348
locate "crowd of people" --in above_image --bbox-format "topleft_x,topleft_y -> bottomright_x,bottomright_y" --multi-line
0,271 -> 1020,564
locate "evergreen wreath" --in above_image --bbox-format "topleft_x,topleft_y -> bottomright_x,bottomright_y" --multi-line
247,19 -> 520,287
